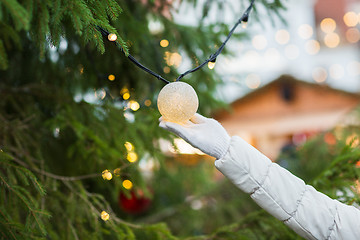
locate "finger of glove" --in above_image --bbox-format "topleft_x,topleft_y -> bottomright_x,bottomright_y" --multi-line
190,113 -> 208,124
162,121 -> 193,141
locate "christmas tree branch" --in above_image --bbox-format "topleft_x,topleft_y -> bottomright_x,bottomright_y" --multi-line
8,153 -> 101,181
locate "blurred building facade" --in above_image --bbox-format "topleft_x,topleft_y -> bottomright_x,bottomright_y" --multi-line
215,75 -> 360,159
212,0 -> 360,159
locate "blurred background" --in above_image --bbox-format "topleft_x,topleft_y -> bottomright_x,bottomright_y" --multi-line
0,0 -> 359,239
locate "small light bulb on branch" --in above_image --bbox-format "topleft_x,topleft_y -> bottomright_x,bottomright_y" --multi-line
101,211 -> 110,221
108,33 -> 117,41
157,82 -> 199,123
102,170 -> 112,180
208,61 -> 216,70
242,22 -> 248,29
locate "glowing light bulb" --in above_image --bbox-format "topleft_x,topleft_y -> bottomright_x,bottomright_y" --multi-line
242,22 -> 248,29
129,100 -> 140,111
108,74 -> 115,81
124,141 -> 134,151
122,180 -> 133,189
101,211 -> 110,221
108,33 -> 117,41
160,39 -> 169,47
157,82 -> 199,123
127,152 -> 138,163
102,170 -> 112,180
208,61 -> 216,69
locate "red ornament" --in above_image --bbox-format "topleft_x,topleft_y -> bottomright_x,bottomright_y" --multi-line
118,189 -> 151,214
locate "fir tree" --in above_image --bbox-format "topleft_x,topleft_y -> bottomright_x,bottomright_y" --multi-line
1,0 -> 359,239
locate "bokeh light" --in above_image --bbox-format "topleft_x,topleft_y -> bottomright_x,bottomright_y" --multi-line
122,180 -> 133,189
343,12 -> 358,27
208,61 -> 216,69
144,99 -> 152,106
245,74 -> 261,89
108,33 -> 117,41
345,28 -> 360,43
108,74 -> 115,81
124,141 -> 134,151
101,211 -> 110,221
324,33 -> 340,48
275,29 -> 290,45
252,34 -> 268,50
127,152 -> 138,163
129,100 -> 140,111
297,24 -> 313,39
320,18 -> 336,33
312,67 -> 327,83
305,40 -> 320,55
102,170 -> 112,180
160,39 -> 169,47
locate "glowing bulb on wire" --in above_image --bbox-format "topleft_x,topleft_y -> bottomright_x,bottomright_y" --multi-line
108,33 -> 117,41
208,61 -> 216,70
157,81 -> 199,123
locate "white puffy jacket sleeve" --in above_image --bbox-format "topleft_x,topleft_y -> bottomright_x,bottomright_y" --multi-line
215,136 -> 360,240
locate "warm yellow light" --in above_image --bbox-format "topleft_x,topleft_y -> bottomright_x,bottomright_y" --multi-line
108,74 -> 115,81
129,100 -> 140,111
275,29 -> 290,45
320,18 -> 336,33
346,134 -> 359,148
101,211 -> 110,221
157,82 -> 199,123
312,67 -> 327,83
160,39 -> 169,47
122,92 -> 130,100
108,33 -> 117,41
102,170 -> 112,180
124,141 -> 134,151
127,152 -> 138,163
297,24 -> 313,39
324,33 -> 340,48
170,52 -> 182,67
346,28 -> 360,43
343,12 -> 358,27
114,168 -> 121,176
122,180 -> 133,189
305,40 -> 320,55
144,99 -> 152,106
242,22 -> 248,29
163,66 -> 170,73
207,61 -> 216,70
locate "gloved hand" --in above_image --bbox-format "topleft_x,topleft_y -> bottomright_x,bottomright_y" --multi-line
159,113 -> 231,159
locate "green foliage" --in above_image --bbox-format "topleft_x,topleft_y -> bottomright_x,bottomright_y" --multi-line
3,0 -> 356,240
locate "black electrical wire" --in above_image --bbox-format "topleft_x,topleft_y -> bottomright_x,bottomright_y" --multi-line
97,0 -> 255,84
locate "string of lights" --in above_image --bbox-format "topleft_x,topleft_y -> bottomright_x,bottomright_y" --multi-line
97,0 -> 255,84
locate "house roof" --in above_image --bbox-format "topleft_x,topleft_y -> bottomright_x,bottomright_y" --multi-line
214,74 -> 360,121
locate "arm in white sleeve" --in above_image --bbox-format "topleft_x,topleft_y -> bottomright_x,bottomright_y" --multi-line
215,136 -> 360,240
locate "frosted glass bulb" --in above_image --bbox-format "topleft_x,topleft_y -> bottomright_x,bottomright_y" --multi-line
157,82 -> 199,123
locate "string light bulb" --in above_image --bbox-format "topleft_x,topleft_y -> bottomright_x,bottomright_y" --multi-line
108,33 -> 117,41
102,170 -> 113,180
242,22 -> 248,29
101,211 -> 110,221
157,82 -> 199,123
208,61 -> 216,69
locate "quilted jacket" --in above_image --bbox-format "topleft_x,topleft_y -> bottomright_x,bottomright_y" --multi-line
215,136 -> 360,240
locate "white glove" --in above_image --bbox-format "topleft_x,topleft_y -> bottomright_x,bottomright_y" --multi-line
159,113 -> 231,159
